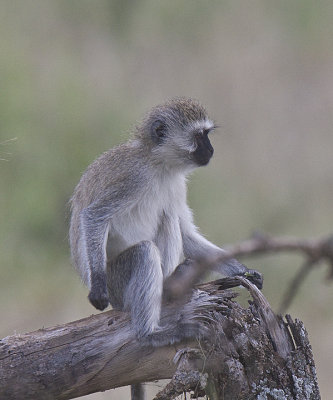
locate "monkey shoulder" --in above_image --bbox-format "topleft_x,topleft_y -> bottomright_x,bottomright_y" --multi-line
87,143 -> 146,181
73,143 -> 150,207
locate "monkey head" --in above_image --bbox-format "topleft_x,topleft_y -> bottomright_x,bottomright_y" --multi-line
137,98 -> 216,170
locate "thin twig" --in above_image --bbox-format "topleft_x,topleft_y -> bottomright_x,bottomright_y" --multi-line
278,259 -> 316,314
165,233 -> 333,311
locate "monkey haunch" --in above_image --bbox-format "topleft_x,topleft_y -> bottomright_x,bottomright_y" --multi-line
69,97 -> 263,345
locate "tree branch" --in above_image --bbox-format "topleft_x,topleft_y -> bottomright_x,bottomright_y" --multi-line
1,233 -> 328,399
278,259 -> 314,313
0,278 -> 321,400
165,233 -> 333,311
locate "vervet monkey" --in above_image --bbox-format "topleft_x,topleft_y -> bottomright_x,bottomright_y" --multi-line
69,98 -> 262,346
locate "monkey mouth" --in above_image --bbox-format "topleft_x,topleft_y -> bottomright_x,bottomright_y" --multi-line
191,147 -> 214,166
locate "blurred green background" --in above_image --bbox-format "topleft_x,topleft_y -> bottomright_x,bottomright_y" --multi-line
1,1 -> 332,398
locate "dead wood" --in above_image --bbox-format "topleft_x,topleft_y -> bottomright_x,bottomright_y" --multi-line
0,278 -> 320,400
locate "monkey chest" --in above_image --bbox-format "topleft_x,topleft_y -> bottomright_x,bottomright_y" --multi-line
108,191 -> 183,271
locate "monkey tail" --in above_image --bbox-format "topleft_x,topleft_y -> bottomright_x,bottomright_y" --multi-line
131,383 -> 145,400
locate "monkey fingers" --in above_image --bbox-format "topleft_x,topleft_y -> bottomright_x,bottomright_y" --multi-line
243,269 -> 264,290
88,285 -> 110,311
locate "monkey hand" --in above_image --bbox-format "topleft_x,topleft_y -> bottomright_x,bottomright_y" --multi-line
243,269 -> 263,290
88,280 -> 110,311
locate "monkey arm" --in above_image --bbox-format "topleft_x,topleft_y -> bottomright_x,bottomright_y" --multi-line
78,177 -> 145,310
181,223 -> 247,276
80,205 -> 111,310
179,207 -> 245,273
179,209 -> 263,288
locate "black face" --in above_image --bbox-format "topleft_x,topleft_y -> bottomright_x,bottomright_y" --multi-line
191,129 -> 214,166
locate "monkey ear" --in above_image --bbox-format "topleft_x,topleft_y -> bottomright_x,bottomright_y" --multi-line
151,120 -> 167,143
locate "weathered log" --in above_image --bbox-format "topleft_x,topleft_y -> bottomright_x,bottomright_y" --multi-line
0,278 -> 320,400
164,233 -> 333,313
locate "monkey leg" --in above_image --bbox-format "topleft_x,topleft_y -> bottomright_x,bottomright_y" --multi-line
107,240 -> 163,339
108,251 -> 207,348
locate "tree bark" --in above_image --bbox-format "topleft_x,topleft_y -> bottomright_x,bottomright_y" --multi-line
0,278 -> 320,400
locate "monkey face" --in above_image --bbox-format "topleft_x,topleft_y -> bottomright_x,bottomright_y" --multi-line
176,118 -> 216,168
141,98 -> 216,170
150,119 -> 215,170
190,128 -> 214,166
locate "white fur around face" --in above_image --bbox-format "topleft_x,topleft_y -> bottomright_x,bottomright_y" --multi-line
188,119 -> 215,132
172,119 -> 215,153
150,118 -> 215,171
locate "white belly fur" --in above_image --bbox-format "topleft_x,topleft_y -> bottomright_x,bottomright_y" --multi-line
106,174 -> 186,275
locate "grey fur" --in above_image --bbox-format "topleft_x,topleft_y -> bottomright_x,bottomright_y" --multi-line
69,97 -> 263,346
